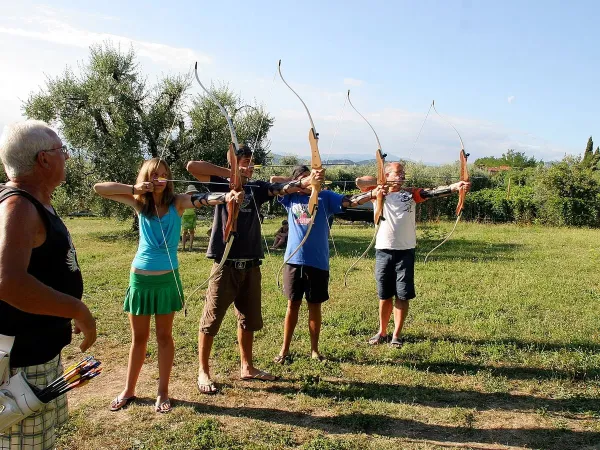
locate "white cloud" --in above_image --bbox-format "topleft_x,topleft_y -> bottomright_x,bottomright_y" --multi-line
343,78 -> 364,87
0,8 -> 210,70
0,5 -> 574,165
508,95 -> 516,104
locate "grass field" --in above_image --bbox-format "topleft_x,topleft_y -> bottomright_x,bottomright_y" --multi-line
55,217 -> 600,450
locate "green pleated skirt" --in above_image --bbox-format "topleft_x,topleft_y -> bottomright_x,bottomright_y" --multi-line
124,270 -> 184,315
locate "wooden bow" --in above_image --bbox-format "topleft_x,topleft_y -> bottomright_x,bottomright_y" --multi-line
190,62 -> 242,295
424,100 -> 469,262
276,60 -> 323,288
344,90 -> 386,286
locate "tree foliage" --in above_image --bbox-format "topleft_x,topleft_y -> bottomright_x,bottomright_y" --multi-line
582,136 -> 595,168
20,41 -> 273,217
474,149 -> 540,168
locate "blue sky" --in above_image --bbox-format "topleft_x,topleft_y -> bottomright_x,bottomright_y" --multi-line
1,1 -> 598,163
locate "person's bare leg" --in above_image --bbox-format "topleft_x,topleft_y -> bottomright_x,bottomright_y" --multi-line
197,331 -> 217,393
181,231 -> 188,251
120,314 -> 151,399
392,299 -> 409,339
189,230 -> 195,251
155,312 -> 175,409
379,298 -> 394,336
239,327 -> 276,380
307,302 -> 322,359
277,300 -> 301,359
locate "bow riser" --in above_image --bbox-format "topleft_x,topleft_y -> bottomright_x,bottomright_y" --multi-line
374,148 -> 386,225
455,149 -> 469,215
308,128 -> 322,215
223,143 -> 241,243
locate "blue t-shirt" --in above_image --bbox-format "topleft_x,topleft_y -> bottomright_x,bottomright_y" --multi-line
279,190 -> 344,270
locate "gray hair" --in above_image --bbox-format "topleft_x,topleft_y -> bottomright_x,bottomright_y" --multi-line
0,120 -> 59,178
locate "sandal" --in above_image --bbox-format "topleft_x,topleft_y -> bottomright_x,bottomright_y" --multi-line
155,398 -> 172,414
109,395 -> 136,411
273,354 -> 292,365
240,370 -> 278,381
197,378 -> 219,395
390,337 -> 403,348
368,333 -> 389,345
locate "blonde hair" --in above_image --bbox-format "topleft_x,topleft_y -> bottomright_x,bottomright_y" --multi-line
135,158 -> 175,216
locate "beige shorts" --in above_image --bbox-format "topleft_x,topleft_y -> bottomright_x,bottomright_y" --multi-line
200,263 -> 263,336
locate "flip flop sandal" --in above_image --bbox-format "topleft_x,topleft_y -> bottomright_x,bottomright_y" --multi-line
197,379 -> 219,395
240,370 -> 278,381
273,354 -> 292,365
109,395 -> 136,411
155,399 -> 172,414
311,354 -> 327,362
390,337 -> 403,348
368,333 -> 389,345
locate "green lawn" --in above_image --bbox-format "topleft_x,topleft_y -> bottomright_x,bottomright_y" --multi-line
56,217 -> 600,449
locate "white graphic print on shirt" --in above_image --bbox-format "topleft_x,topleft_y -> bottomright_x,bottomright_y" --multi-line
291,203 -> 312,225
66,233 -> 80,272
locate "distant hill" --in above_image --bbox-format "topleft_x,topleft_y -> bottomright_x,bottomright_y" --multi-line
268,153 -> 406,166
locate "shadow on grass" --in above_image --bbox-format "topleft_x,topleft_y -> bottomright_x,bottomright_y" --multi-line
142,397 -> 600,450
405,333 -> 600,357
252,378 -> 600,414
92,229 -> 138,243
332,235 -> 521,262
324,352 -> 600,382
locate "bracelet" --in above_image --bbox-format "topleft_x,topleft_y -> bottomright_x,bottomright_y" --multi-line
131,185 -> 135,195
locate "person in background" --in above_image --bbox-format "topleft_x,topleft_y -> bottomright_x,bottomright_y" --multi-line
181,184 -> 199,251
0,120 -> 97,450
271,219 -> 288,250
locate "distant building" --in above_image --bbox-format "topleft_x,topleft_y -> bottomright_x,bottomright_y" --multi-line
486,165 -> 512,174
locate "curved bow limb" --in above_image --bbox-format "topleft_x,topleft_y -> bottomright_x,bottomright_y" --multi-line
276,60 -> 322,288
189,63 -> 243,299
424,100 -> 469,263
344,90 -> 386,286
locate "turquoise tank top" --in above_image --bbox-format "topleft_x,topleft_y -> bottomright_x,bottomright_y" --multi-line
132,204 -> 181,271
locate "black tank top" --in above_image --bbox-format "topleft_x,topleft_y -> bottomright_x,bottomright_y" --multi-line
0,185 -> 84,367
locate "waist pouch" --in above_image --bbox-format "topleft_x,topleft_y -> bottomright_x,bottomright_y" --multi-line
0,335 -> 44,434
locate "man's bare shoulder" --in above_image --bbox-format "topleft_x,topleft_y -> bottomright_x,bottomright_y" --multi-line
0,194 -> 44,231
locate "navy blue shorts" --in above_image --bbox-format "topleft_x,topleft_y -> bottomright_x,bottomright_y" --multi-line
374,249 -> 416,301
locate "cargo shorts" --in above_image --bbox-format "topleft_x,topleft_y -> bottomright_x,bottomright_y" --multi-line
199,263 -> 263,336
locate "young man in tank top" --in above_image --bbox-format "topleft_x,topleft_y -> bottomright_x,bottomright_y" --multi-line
0,120 -> 97,449
356,162 -> 470,347
187,145 -> 324,393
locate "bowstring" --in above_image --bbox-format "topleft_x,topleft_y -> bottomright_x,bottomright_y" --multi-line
409,101 -> 434,160
247,67 -> 278,257
155,111 -> 186,314
321,94 -> 348,258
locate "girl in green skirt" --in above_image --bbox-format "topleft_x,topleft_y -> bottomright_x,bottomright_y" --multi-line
94,158 -> 241,413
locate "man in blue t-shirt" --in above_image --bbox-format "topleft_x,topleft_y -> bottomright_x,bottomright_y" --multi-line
274,165 -> 382,363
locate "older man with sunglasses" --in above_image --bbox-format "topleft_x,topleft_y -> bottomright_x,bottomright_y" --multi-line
0,120 -> 96,450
